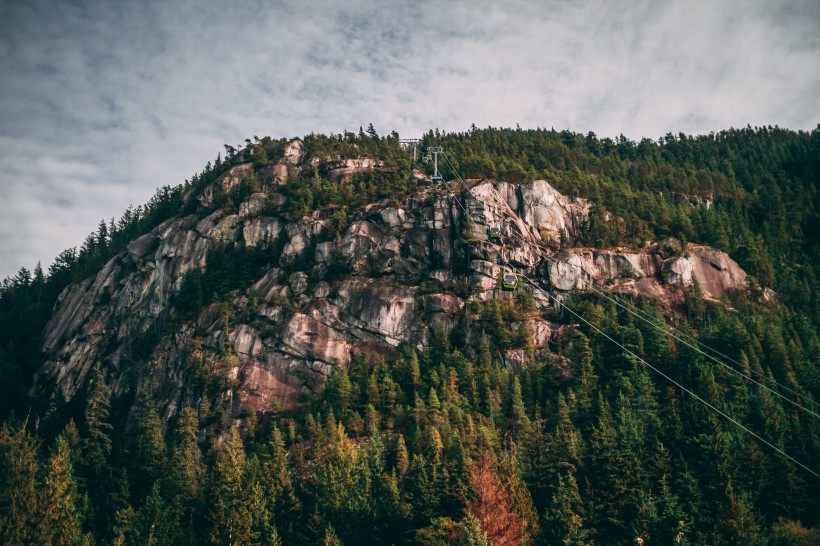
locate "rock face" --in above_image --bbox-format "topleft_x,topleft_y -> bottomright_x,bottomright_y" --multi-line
517,180 -> 589,244
33,165 -> 750,427
544,244 -> 747,303
321,158 -> 384,181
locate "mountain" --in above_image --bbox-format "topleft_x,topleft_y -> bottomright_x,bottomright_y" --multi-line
31,141 -> 750,425
1,127 -> 818,545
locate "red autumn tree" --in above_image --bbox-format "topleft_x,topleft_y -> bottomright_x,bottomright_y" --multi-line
466,453 -> 529,546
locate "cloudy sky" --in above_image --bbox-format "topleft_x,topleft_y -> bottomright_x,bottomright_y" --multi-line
1,0 -> 818,279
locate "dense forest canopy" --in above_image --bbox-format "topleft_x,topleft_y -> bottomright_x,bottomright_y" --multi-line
1,125 -> 818,545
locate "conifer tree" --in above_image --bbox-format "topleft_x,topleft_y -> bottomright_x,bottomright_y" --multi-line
39,435 -> 83,546
82,365 -> 114,535
83,365 -> 112,472
459,512 -> 491,546
310,422 -> 373,541
466,453 -> 529,545
544,472 -> 589,546
323,525 -> 343,546
207,427 -> 259,546
260,424 -> 299,533
167,407 -> 202,544
128,394 -> 167,501
395,433 -> 410,477
129,482 -> 173,546
509,376 -> 531,437
0,421 -> 41,545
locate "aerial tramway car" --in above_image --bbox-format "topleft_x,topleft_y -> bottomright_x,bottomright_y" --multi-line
501,273 -> 518,291
488,226 -> 502,240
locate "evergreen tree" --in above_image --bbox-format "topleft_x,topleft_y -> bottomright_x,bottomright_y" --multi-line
259,425 -> 299,535
0,421 -> 41,545
395,433 -> 410,477
459,512 -> 491,546
508,376 -> 531,437
127,395 -> 167,502
206,427 -> 260,546
39,435 -> 83,546
128,482 -> 174,546
544,472 -> 589,546
168,407 -> 203,544
466,453 -> 529,546
81,365 -> 114,536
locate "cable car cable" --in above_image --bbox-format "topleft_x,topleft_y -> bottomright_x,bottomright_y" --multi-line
501,229 -> 820,418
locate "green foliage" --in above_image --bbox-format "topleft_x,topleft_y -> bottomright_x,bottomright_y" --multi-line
426,125 -> 820,315
1,125 -> 819,544
39,434 -> 83,546
0,421 -> 41,545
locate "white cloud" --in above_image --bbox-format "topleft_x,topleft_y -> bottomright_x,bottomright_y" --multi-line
0,0 -> 818,278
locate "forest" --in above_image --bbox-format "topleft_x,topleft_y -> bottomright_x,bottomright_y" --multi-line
1,125 -> 818,544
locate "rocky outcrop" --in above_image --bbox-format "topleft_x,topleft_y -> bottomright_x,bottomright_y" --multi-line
342,221 -> 401,274
33,162 -> 752,427
242,217 -> 281,247
544,243 -> 747,303
517,180 -> 589,244
321,158 -> 383,182
282,217 -> 325,263
197,163 -> 255,207
283,139 -> 305,166
664,246 -> 748,299
36,214 -> 216,405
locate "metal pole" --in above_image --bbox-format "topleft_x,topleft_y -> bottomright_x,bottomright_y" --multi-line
429,146 -> 443,184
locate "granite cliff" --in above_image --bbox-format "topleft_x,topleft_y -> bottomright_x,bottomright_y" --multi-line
31,138 -> 750,425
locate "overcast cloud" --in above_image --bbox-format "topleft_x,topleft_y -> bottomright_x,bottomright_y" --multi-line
1,0 -> 818,279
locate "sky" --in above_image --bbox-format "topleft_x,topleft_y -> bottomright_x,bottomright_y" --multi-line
0,0 -> 818,280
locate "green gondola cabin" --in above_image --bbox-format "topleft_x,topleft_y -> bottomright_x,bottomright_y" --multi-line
501,273 -> 518,291
488,226 -> 501,240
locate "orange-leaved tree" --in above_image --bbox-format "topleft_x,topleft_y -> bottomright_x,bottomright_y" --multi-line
466,453 -> 530,546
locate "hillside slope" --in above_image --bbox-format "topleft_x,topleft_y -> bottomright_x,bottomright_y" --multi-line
1,127 -> 818,545
33,141 -> 748,425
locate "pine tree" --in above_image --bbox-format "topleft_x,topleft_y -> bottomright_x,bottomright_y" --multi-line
310,422 -> 374,542
409,350 -> 422,392
260,425 -> 299,535
569,333 -> 598,428
168,407 -> 202,544
82,365 -> 114,535
207,428 -> 255,546
720,481 -> 761,545
459,512 -> 491,546
0,421 -> 41,545
407,453 -> 440,521
395,434 -> 410,477
128,394 -> 167,501
587,395 -> 631,543
39,435 -> 83,546
323,525 -> 344,546
544,472 -> 589,546
336,368 -> 352,414
508,376 -> 531,437
130,482 -> 173,546
466,453 -> 529,546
